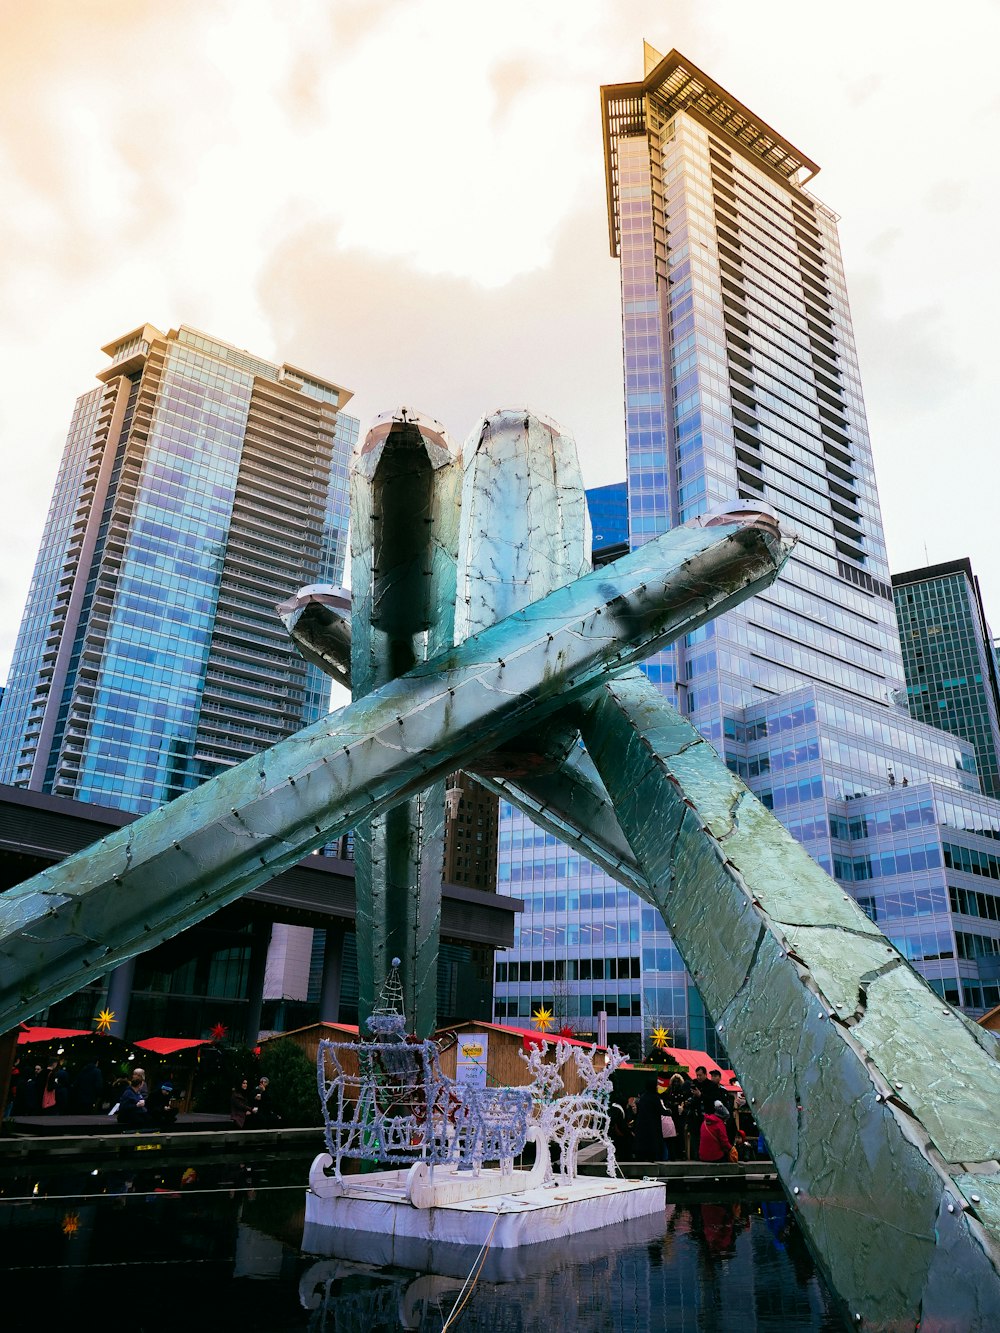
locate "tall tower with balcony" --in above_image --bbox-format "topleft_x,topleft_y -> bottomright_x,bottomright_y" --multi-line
0,323 -> 357,811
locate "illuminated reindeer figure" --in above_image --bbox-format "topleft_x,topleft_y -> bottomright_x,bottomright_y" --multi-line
518,1039 -> 627,1182
554,1043 -> 629,1181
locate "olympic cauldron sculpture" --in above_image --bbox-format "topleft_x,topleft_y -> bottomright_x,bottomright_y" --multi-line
2,406 -> 1000,1326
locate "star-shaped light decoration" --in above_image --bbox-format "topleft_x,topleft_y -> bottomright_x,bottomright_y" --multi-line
651,1025 -> 671,1050
532,1006 -> 555,1033
61,1212 -> 80,1237
557,1025 -> 575,1040
95,1008 -> 115,1034
210,1022 -> 228,1042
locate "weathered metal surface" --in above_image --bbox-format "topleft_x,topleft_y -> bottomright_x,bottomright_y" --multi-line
276,585 -> 650,898
578,671 -> 1000,1328
455,408 -> 592,641
350,409 -> 461,1033
476,750 -> 649,902
276,585 -> 352,688
5,387 -> 999,1320
453,409 -> 649,899
0,513 -> 789,1032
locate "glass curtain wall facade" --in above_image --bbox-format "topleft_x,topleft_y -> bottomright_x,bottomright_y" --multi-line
0,323 -> 357,811
893,559 -> 1000,801
585,481 -> 629,557
493,48 -> 1000,1047
0,324 -> 358,1037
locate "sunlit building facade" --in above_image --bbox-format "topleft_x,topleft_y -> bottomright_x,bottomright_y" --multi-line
0,324 -> 359,1038
493,49 -> 1000,1048
0,323 -> 357,809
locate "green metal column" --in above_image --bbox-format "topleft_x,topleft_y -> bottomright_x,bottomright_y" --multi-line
349,409 -> 461,1034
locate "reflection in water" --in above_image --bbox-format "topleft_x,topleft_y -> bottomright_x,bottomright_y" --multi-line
301,1199 -> 842,1332
0,1159 -> 842,1331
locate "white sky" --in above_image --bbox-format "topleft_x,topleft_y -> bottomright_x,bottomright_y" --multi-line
1,1 -> 998,679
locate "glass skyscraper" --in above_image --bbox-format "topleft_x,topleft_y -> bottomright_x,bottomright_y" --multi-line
0,324 -> 358,1036
893,559 -> 1000,801
0,323 -> 357,811
493,47 -> 1000,1048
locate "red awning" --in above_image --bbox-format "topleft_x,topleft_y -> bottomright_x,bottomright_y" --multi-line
134,1038 -> 210,1055
659,1046 -> 726,1077
16,1026 -> 90,1045
488,1024 -> 610,1053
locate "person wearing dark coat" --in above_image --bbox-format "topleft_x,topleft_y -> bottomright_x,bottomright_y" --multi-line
18,1065 -> 44,1115
230,1077 -> 256,1130
117,1070 -> 149,1129
252,1076 -> 280,1127
659,1075 -> 687,1162
699,1100 -> 733,1162
634,1081 -> 664,1161
53,1062 -> 71,1113
609,1098 -> 633,1162
146,1081 -> 178,1128
72,1061 -> 104,1114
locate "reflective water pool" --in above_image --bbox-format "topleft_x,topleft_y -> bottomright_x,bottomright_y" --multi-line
0,1158 -> 843,1330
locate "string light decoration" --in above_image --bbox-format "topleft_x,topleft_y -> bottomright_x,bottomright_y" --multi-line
318,961 -> 534,1178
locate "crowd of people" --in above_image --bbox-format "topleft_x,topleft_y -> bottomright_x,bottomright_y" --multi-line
6,1058 -> 283,1133
610,1065 -> 763,1163
8,1058 -> 102,1116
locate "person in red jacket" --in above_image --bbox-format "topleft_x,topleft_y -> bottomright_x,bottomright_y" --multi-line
699,1100 -> 732,1162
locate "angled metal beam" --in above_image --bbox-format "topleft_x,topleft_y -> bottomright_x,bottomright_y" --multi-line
0,515 -> 790,1032
579,671 -> 1000,1327
475,748 -> 650,902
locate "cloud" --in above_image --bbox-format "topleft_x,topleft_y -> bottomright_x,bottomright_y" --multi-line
490,55 -> 542,122
923,179 -> 969,215
850,271 -> 969,424
256,201 -> 625,476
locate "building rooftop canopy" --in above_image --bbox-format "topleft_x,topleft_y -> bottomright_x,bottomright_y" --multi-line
601,45 -> 820,256
97,322 -> 353,409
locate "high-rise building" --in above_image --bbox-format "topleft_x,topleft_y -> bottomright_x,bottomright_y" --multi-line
0,323 -> 357,809
493,48 -> 1000,1046
893,559 -> 1000,800
0,323 -> 359,1037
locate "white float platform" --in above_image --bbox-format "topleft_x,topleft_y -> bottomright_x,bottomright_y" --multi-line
301,1209 -> 670,1290
304,1168 -> 666,1255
